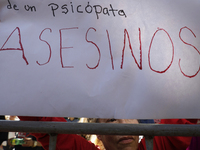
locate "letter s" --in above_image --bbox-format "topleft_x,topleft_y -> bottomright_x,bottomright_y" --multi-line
179,26 -> 200,78
37,28 -> 52,66
85,27 -> 101,69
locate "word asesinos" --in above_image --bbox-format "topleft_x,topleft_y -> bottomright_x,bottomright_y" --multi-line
48,2 -> 127,19
0,26 -> 199,78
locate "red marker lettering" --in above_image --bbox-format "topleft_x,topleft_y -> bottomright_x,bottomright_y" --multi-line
37,28 -> 52,66
85,27 -> 101,69
106,30 -> 114,70
59,27 -> 78,68
121,28 -> 142,70
148,28 -> 174,73
179,26 -> 200,78
0,27 -> 28,65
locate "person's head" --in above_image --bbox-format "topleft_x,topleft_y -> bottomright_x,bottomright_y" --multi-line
93,118 -> 139,150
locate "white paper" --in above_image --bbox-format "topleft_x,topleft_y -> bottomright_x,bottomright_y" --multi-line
0,0 -> 200,119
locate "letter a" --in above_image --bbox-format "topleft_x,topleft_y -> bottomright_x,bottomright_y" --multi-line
0,27 -> 28,65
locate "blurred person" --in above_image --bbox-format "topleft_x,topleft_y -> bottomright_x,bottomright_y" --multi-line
0,116 -> 8,150
153,119 -> 161,124
138,120 -> 154,124
18,116 -> 197,150
186,137 -> 200,150
95,119 -> 139,150
6,116 -> 44,150
7,135 -> 44,150
186,119 -> 200,150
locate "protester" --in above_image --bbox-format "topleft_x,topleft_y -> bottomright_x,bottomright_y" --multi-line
18,116 -> 197,150
186,137 -> 200,150
0,116 -> 8,150
5,116 -> 44,150
138,119 -> 154,124
95,119 -> 139,150
7,133 -> 44,150
186,119 -> 200,150
153,119 -> 161,124
90,135 -> 104,150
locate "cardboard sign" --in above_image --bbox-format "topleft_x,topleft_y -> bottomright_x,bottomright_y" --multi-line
0,0 -> 200,119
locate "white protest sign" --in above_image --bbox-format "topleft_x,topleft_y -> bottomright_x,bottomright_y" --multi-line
0,0 -> 200,119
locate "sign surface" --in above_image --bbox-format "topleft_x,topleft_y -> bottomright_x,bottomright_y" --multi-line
0,0 -> 200,119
